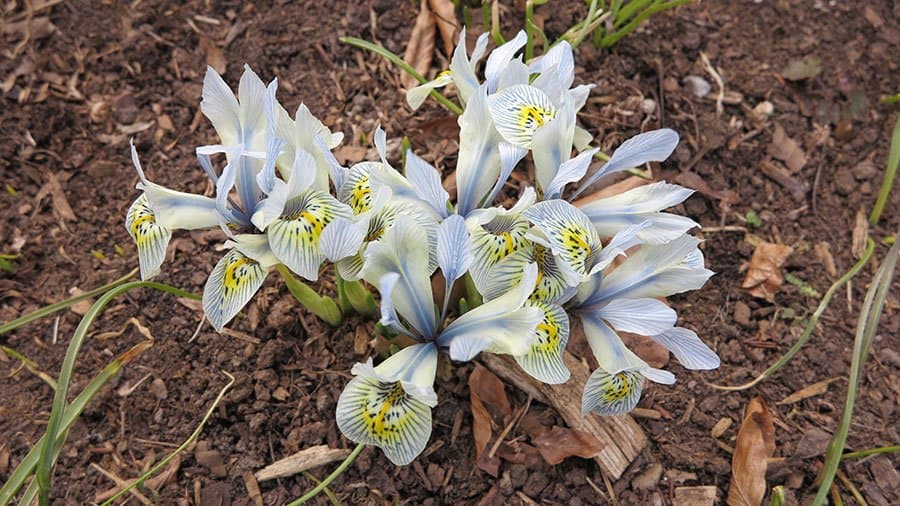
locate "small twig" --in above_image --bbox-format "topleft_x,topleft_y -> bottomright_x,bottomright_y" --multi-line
700,52 -> 724,117
487,397 -> 531,460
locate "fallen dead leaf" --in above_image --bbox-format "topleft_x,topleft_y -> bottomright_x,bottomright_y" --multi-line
531,426 -> 604,465
768,124 -> 807,173
403,0 -> 436,90
727,397 -> 775,506
468,363 -> 511,476
428,0 -> 458,57
741,242 -> 794,302
814,242 -> 838,277
676,171 -> 739,205
45,172 -> 76,222
200,36 -> 226,74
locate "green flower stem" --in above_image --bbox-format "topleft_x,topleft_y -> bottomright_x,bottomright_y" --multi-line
600,0 -> 692,48
339,275 -> 378,318
0,267 -> 139,336
35,281 -> 197,505
339,37 -> 464,115
868,115 -> 899,226
276,265 -> 343,326
287,443 -> 366,505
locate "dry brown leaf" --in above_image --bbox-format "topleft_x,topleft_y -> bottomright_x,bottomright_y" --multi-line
45,172 -> 76,222
531,426 -> 605,465
814,242 -> 837,277
402,0 -> 436,90
777,377 -> 838,405
428,0 -> 458,57
468,364 -> 511,476
727,397 -> 775,506
851,208 -> 868,259
768,124 -> 807,172
741,242 -> 794,302
199,36 -> 226,74
676,171 -> 739,204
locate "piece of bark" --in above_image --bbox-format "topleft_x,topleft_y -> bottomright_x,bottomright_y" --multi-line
480,352 -> 646,479
255,445 -> 351,482
760,160 -> 809,199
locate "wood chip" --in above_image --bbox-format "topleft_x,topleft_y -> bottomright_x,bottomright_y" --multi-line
711,417 -> 733,438
255,445 -> 351,481
760,160 -> 809,199
243,471 -> 263,506
814,242 -> 838,277
480,351 -> 646,480
45,172 -> 76,222
674,486 -> 718,506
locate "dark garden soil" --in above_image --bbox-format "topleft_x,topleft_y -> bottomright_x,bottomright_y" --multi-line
1,0 -> 898,504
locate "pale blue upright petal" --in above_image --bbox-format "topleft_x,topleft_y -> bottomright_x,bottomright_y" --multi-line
448,27 -> 490,105
405,150 -> 450,218
531,99 -> 575,194
377,272 -> 407,335
200,66 -> 240,146
573,129 -> 680,198
544,147 -> 599,200
130,140 -> 221,230
252,148 -> 317,231
319,217 -> 367,262
651,327 -> 720,370
436,214 -> 472,286
362,216 -> 437,338
496,57 -> 530,90
237,64 -> 268,149
483,142 -> 528,206
595,298 -> 677,336
484,30 -> 527,93
528,41 -> 574,92
456,85 -> 502,215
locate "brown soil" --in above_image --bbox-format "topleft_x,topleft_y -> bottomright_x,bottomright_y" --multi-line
1,1 -> 898,505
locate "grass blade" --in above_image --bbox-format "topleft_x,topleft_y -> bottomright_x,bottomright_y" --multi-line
0,340 -> 153,505
99,371 -> 235,506
34,281 -> 199,505
0,268 -> 138,336
868,115 -> 900,226
813,237 -> 899,505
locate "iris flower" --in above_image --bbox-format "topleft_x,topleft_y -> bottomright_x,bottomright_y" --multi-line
336,215 -> 543,465
126,66 -> 350,331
